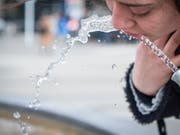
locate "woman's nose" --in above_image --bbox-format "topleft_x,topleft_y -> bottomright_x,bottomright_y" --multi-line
111,3 -> 136,30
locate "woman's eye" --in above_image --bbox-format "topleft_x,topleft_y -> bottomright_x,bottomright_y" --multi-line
131,7 -> 152,17
130,6 -> 153,17
133,11 -> 151,17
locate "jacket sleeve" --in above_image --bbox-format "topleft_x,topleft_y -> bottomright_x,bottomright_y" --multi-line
124,63 -> 180,124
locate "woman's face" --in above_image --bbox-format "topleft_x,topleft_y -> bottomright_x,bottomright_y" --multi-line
105,0 -> 180,41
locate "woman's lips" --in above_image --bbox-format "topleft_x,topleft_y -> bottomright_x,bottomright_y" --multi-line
124,31 -> 142,39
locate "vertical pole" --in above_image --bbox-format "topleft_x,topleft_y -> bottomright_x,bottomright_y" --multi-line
24,0 -> 35,47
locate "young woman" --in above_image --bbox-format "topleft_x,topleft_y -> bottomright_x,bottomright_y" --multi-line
2,0 -> 180,134
105,0 -> 180,134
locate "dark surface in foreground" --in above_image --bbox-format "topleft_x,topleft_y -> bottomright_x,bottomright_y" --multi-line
0,102 -> 114,135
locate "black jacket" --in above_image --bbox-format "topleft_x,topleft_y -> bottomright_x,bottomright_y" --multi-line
124,63 -> 180,124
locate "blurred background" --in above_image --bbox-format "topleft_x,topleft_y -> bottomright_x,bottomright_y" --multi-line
0,0 -> 179,135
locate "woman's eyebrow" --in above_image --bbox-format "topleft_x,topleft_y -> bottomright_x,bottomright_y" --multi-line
117,1 -> 154,7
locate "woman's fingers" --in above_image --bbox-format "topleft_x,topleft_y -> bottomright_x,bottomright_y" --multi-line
154,34 -> 170,50
173,55 -> 180,67
163,29 -> 180,56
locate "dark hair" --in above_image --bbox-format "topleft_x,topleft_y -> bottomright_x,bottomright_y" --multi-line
175,0 -> 180,12
1,0 -> 180,12
94,0 -> 180,13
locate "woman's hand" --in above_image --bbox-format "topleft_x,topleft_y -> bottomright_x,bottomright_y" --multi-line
132,29 -> 180,96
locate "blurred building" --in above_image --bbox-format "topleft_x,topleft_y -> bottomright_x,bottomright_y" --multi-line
0,0 -> 91,30
0,0 -> 137,44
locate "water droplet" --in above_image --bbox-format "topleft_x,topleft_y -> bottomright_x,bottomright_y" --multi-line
66,39 -> 74,46
59,60 -> 66,64
117,35 -> 121,38
28,103 -> 32,109
28,98 -> 41,110
27,116 -> 31,120
145,38 -> 149,44
112,64 -> 118,70
120,77 -> 124,83
128,36 -> 133,40
88,34 -> 91,37
66,34 -> 71,39
119,31 -> 124,34
114,104 -> 117,106
79,36 -> 88,44
35,91 -> 40,97
13,112 -> 21,119
21,122 -> 29,135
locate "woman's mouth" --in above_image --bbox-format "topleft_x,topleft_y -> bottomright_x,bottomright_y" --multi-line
123,31 -> 142,39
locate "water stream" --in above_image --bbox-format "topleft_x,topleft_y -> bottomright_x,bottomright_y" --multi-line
12,14 -> 178,135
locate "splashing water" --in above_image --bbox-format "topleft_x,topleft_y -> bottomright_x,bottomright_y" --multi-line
66,15 -> 117,45
14,14 -> 178,135
13,112 -> 21,119
28,15 -> 120,111
68,15 -> 178,74
13,112 -> 30,135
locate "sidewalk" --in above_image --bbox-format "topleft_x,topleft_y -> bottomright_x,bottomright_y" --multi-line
0,35 -> 179,135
